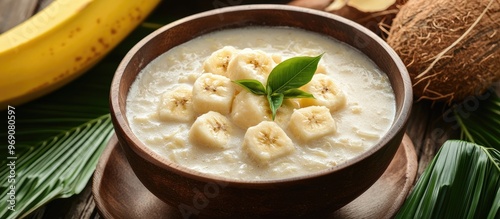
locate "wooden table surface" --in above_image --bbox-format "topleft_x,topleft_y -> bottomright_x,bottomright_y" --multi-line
2,1 -> 498,219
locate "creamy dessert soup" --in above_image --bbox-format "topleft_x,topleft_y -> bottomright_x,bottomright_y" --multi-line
126,26 -> 396,180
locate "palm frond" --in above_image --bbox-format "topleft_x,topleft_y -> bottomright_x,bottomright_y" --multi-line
397,88 -> 500,218
395,140 -> 500,219
0,62 -> 115,218
455,91 -> 500,150
0,115 -> 114,218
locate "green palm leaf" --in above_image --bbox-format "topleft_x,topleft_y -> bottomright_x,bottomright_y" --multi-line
456,92 -> 500,149
0,63 -> 115,218
1,105 -> 110,218
395,140 -> 500,219
397,90 -> 500,218
0,115 -> 114,219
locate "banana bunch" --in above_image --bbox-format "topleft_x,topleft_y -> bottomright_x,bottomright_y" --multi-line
159,47 -> 348,164
0,0 -> 161,107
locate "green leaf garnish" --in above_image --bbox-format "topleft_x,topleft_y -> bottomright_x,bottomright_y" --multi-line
234,54 -> 322,120
232,79 -> 266,95
267,54 -> 323,93
283,88 -> 315,99
268,93 -> 284,120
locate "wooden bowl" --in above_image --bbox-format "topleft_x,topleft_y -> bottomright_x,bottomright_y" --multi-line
109,4 -> 412,218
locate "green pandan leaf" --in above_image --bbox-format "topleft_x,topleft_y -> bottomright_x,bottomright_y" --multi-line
267,54 -> 322,94
233,79 -> 266,95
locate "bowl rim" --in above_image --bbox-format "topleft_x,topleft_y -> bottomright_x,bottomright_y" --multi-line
110,4 -> 413,185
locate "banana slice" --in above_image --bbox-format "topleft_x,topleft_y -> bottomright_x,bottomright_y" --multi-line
192,73 -> 235,115
230,90 -> 271,129
300,74 -> 346,112
158,84 -> 195,122
315,64 -> 327,74
243,121 -> 295,164
189,111 -> 234,149
271,54 -> 282,64
227,48 -> 275,86
288,106 -> 336,143
274,99 -> 300,128
203,46 -> 238,76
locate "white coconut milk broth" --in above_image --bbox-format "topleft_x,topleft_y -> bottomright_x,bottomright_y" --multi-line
126,26 -> 396,180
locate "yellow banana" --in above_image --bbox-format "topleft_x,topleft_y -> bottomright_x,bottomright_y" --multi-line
0,0 -> 161,107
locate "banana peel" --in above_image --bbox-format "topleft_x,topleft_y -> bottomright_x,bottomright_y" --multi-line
0,0 -> 161,107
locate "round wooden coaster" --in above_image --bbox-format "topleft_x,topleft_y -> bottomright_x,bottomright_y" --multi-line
92,134 -> 417,219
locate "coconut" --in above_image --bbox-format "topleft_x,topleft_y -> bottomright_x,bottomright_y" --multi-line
387,0 -> 500,103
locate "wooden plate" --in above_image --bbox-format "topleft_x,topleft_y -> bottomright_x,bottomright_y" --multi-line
92,134 -> 417,219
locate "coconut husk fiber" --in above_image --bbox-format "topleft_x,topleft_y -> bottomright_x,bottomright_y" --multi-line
387,0 -> 500,103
